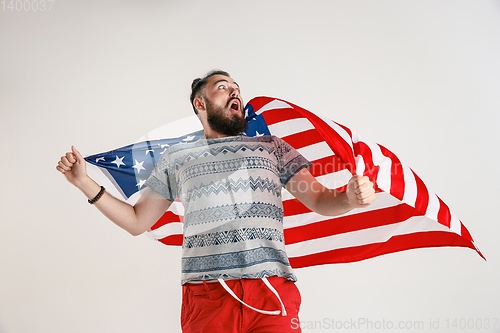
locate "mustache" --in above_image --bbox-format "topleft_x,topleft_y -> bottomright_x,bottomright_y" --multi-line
226,96 -> 243,108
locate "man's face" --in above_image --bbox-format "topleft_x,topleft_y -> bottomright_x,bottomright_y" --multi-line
202,75 -> 247,136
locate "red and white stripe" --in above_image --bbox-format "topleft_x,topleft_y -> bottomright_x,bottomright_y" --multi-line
146,96 -> 484,268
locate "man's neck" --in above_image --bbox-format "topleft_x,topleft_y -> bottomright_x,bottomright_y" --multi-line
204,132 -> 227,139
203,127 -> 240,139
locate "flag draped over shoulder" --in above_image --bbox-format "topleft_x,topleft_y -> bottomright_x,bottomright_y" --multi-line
84,96 -> 484,268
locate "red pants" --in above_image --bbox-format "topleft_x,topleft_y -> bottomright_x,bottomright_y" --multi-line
181,276 -> 302,333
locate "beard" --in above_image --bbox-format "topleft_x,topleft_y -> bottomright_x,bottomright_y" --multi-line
205,97 -> 248,136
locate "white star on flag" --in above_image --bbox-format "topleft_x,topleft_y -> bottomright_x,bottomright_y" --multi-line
160,144 -> 170,155
111,156 -> 125,168
136,179 -> 146,189
132,159 -> 146,173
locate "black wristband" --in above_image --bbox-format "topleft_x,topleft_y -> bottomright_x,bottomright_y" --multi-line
88,186 -> 106,205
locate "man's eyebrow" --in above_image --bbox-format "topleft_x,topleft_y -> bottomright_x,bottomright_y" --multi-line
213,79 -> 240,88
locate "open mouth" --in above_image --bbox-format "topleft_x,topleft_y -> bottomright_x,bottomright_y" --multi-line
230,100 -> 240,111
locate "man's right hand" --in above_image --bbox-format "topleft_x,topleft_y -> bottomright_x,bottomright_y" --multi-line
56,146 -> 88,188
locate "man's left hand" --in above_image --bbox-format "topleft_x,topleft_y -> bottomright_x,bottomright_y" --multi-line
346,175 -> 376,208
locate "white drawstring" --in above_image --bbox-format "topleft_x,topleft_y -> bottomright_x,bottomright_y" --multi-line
218,277 -> 287,316
261,277 -> 287,316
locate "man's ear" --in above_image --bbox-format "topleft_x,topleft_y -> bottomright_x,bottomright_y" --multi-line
193,97 -> 206,113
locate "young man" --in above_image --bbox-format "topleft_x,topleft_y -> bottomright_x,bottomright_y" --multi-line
56,70 -> 376,332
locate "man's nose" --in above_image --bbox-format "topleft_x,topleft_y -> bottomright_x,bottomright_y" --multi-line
230,87 -> 240,98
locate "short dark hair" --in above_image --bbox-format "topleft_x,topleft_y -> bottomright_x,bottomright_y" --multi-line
190,70 -> 231,115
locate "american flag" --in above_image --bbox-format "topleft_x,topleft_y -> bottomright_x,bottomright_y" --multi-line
85,96 -> 484,268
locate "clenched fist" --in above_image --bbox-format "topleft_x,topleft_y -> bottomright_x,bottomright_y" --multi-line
55,146 -> 88,188
346,175 -> 376,208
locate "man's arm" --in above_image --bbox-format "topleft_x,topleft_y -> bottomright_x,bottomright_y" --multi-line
56,146 -> 172,236
285,168 -> 375,216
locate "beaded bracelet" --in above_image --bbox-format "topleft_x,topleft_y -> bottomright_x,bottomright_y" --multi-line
88,186 -> 106,205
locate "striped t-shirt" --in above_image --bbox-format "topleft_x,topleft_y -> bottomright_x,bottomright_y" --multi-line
145,135 -> 311,284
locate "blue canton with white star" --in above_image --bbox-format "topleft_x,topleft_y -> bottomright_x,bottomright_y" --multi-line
244,103 -> 271,137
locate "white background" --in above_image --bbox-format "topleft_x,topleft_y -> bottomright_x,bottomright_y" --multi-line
1,1 -> 499,332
